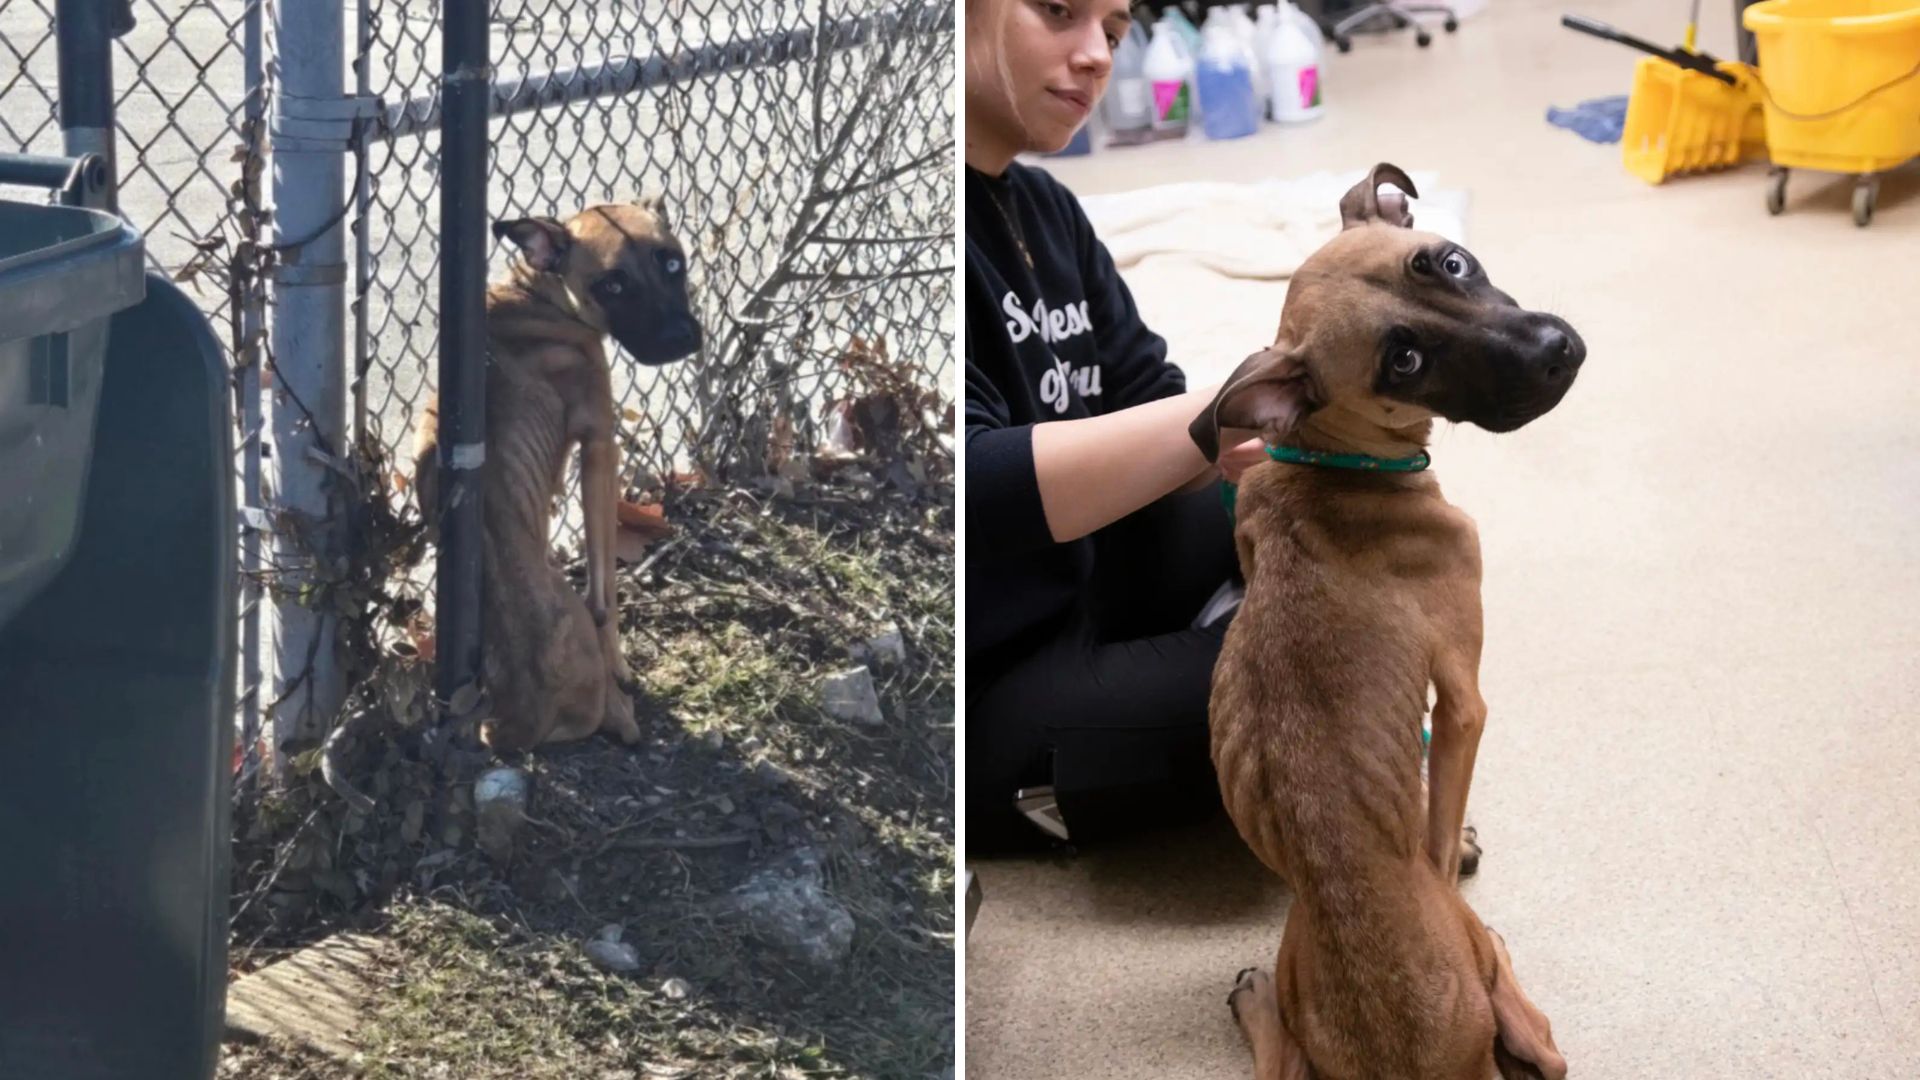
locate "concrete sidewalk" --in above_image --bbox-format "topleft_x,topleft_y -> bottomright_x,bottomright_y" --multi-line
964,0 -> 1920,1073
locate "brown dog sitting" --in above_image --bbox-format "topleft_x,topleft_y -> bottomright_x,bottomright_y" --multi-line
1189,165 -> 1577,1080
414,198 -> 701,752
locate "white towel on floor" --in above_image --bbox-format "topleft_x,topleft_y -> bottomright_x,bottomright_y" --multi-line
1075,168 -> 1469,279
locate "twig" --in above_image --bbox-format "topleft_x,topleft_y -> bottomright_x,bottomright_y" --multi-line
607,833 -> 751,851
319,713 -> 378,815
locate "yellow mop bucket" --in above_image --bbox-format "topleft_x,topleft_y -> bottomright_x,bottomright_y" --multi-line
1744,0 -> 1920,222
1562,15 -> 1767,183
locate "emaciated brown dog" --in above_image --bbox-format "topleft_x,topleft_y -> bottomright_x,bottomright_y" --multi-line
1190,165 -> 1577,1080
414,198 -> 701,752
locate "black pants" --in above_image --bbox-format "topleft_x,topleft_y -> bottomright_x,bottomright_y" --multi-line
968,484 -> 1241,854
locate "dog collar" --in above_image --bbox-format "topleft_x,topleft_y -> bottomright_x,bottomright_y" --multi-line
1264,444 -> 1431,472
1220,444 -> 1431,524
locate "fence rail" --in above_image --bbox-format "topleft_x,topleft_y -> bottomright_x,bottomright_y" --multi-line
0,0 -> 955,785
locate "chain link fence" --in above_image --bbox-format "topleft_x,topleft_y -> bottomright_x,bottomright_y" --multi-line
358,0 -> 954,526
0,0 -> 953,783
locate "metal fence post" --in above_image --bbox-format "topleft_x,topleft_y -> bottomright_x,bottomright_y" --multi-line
53,0 -> 124,212
236,0 -> 270,786
436,0 -> 489,722
266,0 -> 350,760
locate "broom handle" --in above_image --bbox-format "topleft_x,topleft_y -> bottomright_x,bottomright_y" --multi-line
1685,0 -> 1702,50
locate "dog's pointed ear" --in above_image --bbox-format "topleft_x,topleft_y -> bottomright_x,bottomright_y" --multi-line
1188,345 -> 1316,462
1339,163 -> 1419,230
634,192 -> 669,228
492,216 -> 571,272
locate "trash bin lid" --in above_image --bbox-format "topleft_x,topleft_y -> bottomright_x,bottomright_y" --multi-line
0,200 -> 146,346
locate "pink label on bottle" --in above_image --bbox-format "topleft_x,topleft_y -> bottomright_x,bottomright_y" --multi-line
1152,79 -> 1190,124
1298,66 -> 1320,108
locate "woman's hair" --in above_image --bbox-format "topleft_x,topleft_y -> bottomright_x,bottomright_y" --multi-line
967,0 -> 1032,147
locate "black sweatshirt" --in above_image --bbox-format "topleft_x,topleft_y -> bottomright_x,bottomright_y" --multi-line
965,162 -> 1187,672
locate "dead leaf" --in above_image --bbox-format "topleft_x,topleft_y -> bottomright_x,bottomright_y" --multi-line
406,612 -> 437,664
616,500 -> 671,534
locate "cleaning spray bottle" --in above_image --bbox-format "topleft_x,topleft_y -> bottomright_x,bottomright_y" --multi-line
1143,19 -> 1193,138
1196,8 -> 1258,140
1266,2 -> 1325,123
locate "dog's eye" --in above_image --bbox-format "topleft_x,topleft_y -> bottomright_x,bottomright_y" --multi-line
1442,252 -> 1472,278
658,251 -> 684,276
1411,252 -> 1432,275
1391,347 -> 1424,376
598,274 -> 625,296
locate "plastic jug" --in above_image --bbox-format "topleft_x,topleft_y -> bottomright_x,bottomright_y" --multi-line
1254,4 -> 1281,117
1266,6 -> 1325,123
1197,10 -> 1259,140
1144,20 -> 1193,137
1226,4 -> 1269,114
1155,7 -> 1205,121
1104,21 -> 1155,145
1280,0 -> 1323,45
1158,6 -> 1206,57
1047,122 -> 1094,156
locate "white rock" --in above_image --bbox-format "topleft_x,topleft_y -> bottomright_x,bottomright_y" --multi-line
820,666 -> 884,727
584,939 -> 641,973
473,767 -> 530,863
724,848 -> 855,971
660,976 -> 692,1000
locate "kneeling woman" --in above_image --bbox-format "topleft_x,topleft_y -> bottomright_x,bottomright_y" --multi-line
964,0 -> 1263,852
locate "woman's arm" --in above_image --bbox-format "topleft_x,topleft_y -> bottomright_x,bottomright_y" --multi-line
1032,384 -> 1255,543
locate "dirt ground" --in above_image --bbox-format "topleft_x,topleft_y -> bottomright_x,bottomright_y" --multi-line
219,468 -> 954,1079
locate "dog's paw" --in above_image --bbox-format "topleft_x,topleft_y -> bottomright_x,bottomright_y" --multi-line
1459,823 -> 1482,878
1227,967 -> 1273,1023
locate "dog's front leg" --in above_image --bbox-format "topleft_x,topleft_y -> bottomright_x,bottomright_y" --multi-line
580,432 -> 618,627
579,431 -> 637,687
1427,602 -> 1486,885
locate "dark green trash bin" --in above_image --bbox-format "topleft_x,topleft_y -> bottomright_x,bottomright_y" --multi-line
0,191 -> 235,1080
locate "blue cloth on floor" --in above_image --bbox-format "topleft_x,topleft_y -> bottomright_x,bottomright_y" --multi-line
1547,95 -> 1630,145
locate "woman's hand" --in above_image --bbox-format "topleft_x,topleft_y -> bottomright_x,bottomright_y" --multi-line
1216,436 -> 1268,484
